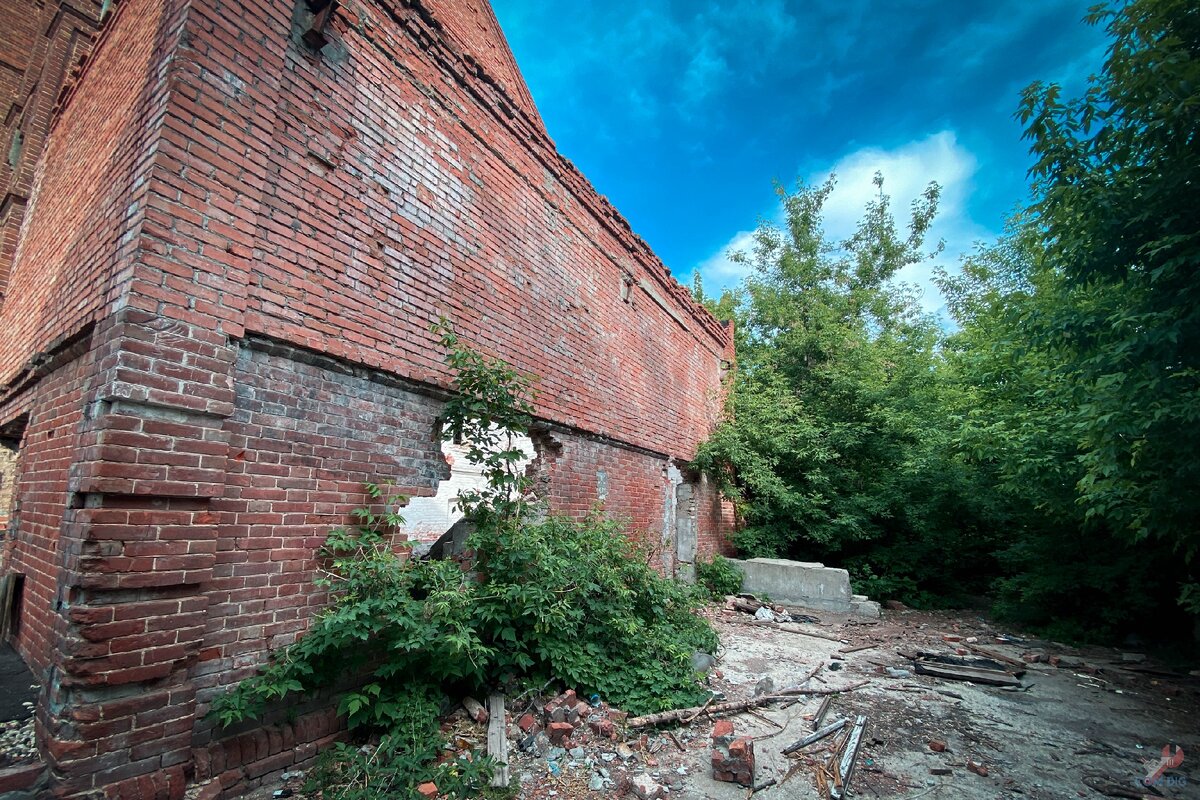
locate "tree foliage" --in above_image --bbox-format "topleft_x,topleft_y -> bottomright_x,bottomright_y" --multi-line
937,221 -> 1188,639
695,175 -> 1002,605
698,0 -> 1199,640
1018,0 -> 1200,557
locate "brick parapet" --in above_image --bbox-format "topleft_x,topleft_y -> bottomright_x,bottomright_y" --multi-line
404,0 -> 730,349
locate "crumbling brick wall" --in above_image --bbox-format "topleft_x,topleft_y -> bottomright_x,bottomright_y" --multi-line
0,1 -> 737,797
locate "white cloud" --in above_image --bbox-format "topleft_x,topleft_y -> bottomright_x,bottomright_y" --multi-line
692,229 -> 758,294
692,131 -> 993,316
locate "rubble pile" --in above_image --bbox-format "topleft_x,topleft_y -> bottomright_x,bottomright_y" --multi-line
709,719 -> 755,786
406,688 -> 701,799
0,702 -> 36,770
503,689 -> 685,798
239,599 -> 1195,800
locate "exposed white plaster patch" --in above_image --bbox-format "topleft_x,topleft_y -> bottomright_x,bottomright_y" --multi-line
399,431 -> 536,543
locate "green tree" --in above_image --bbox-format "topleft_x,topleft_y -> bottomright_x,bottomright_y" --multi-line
696,175 -> 1000,603
1018,0 -> 1200,561
937,222 -> 1184,639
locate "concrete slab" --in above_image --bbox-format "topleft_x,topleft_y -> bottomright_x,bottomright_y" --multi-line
729,558 -> 853,613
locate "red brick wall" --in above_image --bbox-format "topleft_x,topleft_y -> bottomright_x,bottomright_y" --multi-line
193,342 -> 448,709
0,2 -> 102,303
181,0 -> 733,461
696,474 -> 738,558
0,1 -> 737,797
0,350 -> 92,677
534,430 -> 678,567
0,0 -> 161,380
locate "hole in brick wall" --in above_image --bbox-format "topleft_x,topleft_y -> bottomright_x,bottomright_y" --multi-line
0,414 -> 28,537
399,427 -> 535,549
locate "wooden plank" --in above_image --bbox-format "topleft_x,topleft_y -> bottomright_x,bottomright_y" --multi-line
719,616 -> 847,643
830,715 -> 867,800
837,643 -> 877,655
0,573 -> 21,642
811,695 -> 832,730
963,643 -> 1025,668
732,598 -> 766,615
913,661 -> 1022,687
628,681 -> 869,728
487,693 -> 509,788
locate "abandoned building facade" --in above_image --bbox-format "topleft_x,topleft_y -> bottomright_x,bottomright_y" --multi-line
0,0 -> 735,797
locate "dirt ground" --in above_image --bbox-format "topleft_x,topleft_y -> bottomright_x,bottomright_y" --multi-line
247,603 -> 1200,800
666,606 -> 1200,799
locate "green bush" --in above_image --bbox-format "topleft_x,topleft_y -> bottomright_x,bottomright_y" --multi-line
304,727 -> 505,800
210,508 -> 716,729
695,555 -> 744,599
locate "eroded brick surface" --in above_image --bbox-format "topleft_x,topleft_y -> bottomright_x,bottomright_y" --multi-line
0,2 -> 737,797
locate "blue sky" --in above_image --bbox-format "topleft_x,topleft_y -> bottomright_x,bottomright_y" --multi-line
490,0 -> 1110,317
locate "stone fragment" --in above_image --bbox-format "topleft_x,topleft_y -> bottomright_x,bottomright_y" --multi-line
589,718 -> 615,739
929,740 -> 947,752
462,696 -> 488,724
521,731 -> 549,756
630,774 -> 665,799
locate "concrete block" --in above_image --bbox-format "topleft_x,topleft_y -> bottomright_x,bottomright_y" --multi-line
729,558 -> 853,612
851,599 -> 882,619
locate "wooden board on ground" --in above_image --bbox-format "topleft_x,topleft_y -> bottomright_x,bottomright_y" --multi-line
913,661 -> 1022,687
487,693 -> 509,787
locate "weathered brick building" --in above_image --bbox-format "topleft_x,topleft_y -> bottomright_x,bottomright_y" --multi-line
0,1 -> 735,796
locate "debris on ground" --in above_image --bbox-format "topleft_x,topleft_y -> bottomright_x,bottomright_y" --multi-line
0,643 -> 39,772
710,719 -> 755,786
911,658 -> 1023,687
0,711 -> 36,770
237,602 -> 1200,800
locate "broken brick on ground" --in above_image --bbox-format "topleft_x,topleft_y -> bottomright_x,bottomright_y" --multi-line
232,600 -> 1198,800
